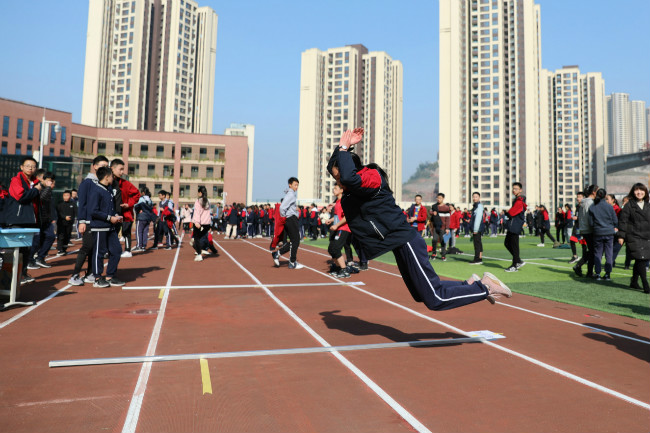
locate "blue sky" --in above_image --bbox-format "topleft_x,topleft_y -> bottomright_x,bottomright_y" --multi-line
0,0 -> 648,201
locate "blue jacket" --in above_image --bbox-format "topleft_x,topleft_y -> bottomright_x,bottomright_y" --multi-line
588,200 -> 618,236
329,148 -> 416,260
77,173 -> 99,224
470,202 -> 485,233
134,195 -> 157,223
87,182 -> 117,231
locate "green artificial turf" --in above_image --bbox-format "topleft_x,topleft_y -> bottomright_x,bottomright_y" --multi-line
302,233 -> 650,321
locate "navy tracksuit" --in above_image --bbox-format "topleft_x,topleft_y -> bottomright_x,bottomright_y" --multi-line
87,182 -> 122,278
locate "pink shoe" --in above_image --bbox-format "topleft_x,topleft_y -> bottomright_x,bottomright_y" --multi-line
481,272 -> 512,304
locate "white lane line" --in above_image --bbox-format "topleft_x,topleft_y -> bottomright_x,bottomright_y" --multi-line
0,285 -> 72,329
121,233 -> 184,433
297,244 -> 649,345
215,240 -> 433,433
123,281 -> 365,290
243,240 -> 650,411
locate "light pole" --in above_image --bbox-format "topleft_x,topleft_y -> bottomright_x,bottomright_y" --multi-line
38,116 -> 61,168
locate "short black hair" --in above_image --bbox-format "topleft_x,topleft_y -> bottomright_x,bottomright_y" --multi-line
71,188 -> 77,193
158,190 -> 166,196
110,158 -> 125,167
20,156 -> 38,166
63,190 -> 72,195
415,194 -> 422,199
576,191 -> 584,197
92,155 -> 109,166
437,193 -> 445,198
472,192 -> 481,197
35,168 -> 46,178
96,166 -> 112,181
288,177 -> 299,185
43,171 -> 55,181
513,182 -> 523,189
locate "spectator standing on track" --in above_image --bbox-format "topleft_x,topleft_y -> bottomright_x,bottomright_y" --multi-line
110,159 -> 140,258
503,182 -> 527,273
4,156 -> 42,284
617,183 -> 650,293
469,192 -> 484,265
133,187 -> 156,251
573,185 -> 598,278
68,155 -> 109,286
56,190 -> 76,256
588,189 -> 618,281
192,186 -> 218,261
271,177 -> 304,269
327,128 -> 511,310
87,166 -> 124,287
180,204 -> 192,233
407,194 -> 428,238
29,171 -> 57,270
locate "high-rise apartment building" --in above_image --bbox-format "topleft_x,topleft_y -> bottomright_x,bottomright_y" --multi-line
541,67 -> 607,207
439,0 -> 545,208
646,108 -> 650,149
297,44 -> 403,204
630,100 -> 647,152
606,93 -> 631,155
81,0 -> 218,134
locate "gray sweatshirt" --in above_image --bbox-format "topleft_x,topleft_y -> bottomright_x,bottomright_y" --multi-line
279,188 -> 298,218
578,197 -> 594,234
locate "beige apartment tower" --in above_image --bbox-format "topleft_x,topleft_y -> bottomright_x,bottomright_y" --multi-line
541,67 -> 607,207
439,0 -> 544,208
297,44 -> 403,204
81,0 -> 218,134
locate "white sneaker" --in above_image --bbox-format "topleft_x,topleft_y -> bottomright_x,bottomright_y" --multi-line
121,251 -> 132,258
537,243 -> 545,247
194,255 -> 204,262
201,250 -> 210,255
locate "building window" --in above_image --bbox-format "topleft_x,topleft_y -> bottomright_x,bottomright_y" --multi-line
115,142 -> 123,155
49,148 -> 55,156
61,127 -> 66,145
16,143 -> 22,155
2,116 -> 9,137
60,149 -> 65,157
1,141 -> 8,154
206,167 -> 213,177
128,163 -> 139,176
16,118 -> 23,139
157,145 -> 165,157
28,120 -> 34,140
27,144 -> 32,155
141,144 -> 148,157
98,142 -> 107,152
148,164 -> 155,176
50,124 -> 56,143
191,166 -> 198,176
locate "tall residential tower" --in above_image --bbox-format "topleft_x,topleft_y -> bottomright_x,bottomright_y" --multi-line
81,0 -> 218,134
439,0 -> 544,207
297,44 -> 403,204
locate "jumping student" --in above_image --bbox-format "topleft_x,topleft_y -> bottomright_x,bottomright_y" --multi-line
503,182 -> 527,272
271,177 -> 304,269
192,186 -> 218,261
68,155 -> 109,286
110,159 -> 140,258
469,192 -> 484,265
133,187 -> 156,251
328,128 -> 511,310
87,166 -> 125,287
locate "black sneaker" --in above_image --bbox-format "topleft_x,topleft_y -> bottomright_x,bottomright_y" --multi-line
27,260 -> 40,270
107,278 -> 125,286
272,251 -> 280,267
347,265 -> 360,274
594,274 -> 602,281
359,262 -> 368,271
328,265 -> 341,275
34,258 -> 52,268
504,266 -> 518,272
164,245 -> 172,250
469,259 -> 483,265
93,277 -> 110,288
336,268 -> 351,278
20,274 -> 35,284
573,265 -> 584,277
568,257 -> 579,264
603,274 -> 611,281
516,261 -> 526,269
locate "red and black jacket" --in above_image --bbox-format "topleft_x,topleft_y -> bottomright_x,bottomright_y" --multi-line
4,172 -> 41,226
506,195 -> 527,235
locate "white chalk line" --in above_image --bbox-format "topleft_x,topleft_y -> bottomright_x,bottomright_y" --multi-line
121,233 -> 184,433
243,240 -> 650,411
122,281 -> 365,290
217,240 -> 433,433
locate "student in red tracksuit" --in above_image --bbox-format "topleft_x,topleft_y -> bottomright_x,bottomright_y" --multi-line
110,159 -> 140,257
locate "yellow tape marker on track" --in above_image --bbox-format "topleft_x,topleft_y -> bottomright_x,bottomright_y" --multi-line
200,358 -> 212,394
158,289 -> 165,299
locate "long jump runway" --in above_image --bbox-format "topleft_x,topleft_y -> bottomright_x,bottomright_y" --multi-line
1,235 -> 648,432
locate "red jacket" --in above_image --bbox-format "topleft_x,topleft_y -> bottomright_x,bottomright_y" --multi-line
8,172 -> 40,224
118,178 -> 140,222
450,210 -> 462,230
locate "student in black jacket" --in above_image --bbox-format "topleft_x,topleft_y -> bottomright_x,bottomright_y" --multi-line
56,190 -> 77,256
87,167 -> 124,287
328,128 -> 512,310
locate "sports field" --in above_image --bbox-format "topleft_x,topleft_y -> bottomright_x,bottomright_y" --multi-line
305,233 -> 650,321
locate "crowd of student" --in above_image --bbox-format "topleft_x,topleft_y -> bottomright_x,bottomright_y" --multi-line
401,182 -> 650,293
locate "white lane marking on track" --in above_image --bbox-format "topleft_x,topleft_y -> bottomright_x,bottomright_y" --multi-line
243,240 -> 650,411
296,244 -> 649,345
0,285 -> 72,329
121,233 -> 184,433
215,240 -> 433,433
123,282 -> 365,290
